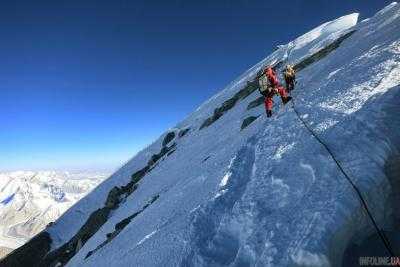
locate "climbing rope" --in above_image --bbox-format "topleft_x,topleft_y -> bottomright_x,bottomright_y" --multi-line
259,42 -> 394,255
290,98 -> 395,257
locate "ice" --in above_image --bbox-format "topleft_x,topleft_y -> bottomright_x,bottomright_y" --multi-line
219,172 -> 231,188
136,230 -> 157,246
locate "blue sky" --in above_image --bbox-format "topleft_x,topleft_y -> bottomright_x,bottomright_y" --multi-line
0,0 -> 392,171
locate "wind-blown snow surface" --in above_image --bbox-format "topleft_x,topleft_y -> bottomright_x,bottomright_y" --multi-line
35,3 -> 400,267
0,171 -> 108,257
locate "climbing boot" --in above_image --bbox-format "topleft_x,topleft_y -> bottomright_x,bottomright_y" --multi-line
266,110 -> 272,117
282,96 -> 292,105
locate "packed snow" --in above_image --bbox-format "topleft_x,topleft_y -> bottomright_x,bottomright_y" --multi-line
4,2 -> 400,267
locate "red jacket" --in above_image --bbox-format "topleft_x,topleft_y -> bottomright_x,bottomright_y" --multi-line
264,68 -> 279,87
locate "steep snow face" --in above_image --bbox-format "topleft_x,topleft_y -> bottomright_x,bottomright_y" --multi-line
6,2 -> 400,267
0,171 -> 108,257
285,13 -> 359,61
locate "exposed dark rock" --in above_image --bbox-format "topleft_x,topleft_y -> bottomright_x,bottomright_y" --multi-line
199,80 -> 260,130
162,132 -> 175,147
238,80 -> 260,99
85,251 -> 93,259
75,239 -> 83,254
105,186 -> 121,209
0,231 -> 51,267
147,143 -> 176,166
178,128 -> 190,138
247,96 -> 265,110
86,195 -> 160,259
160,146 -> 169,155
217,98 -> 238,115
115,216 -> 135,231
75,207 -> 111,243
131,166 -> 150,184
199,117 -> 215,130
144,143 -> 178,175
294,30 -> 356,72
120,181 -> 138,196
40,207 -> 112,266
241,116 -> 260,130
147,154 -> 160,166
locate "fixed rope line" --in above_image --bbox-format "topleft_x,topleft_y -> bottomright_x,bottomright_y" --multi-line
291,98 -> 395,257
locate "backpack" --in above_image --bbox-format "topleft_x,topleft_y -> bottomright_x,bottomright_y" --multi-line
284,66 -> 295,79
258,74 -> 273,96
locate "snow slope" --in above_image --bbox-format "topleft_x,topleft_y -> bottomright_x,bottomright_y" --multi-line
0,171 -> 108,257
3,2 -> 400,267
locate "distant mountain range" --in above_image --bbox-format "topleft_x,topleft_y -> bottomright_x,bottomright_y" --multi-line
0,170 -> 109,258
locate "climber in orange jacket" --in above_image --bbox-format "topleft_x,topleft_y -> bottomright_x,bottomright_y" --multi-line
258,66 -> 292,117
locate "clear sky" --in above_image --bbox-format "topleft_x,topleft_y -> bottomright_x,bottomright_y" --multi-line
0,0 -> 393,171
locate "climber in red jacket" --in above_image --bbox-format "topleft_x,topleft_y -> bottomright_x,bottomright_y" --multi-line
258,66 -> 292,117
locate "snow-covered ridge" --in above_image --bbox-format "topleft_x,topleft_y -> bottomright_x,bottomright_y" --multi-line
3,2 -> 400,267
192,12 -> 359,118
0,170 -> 108,258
